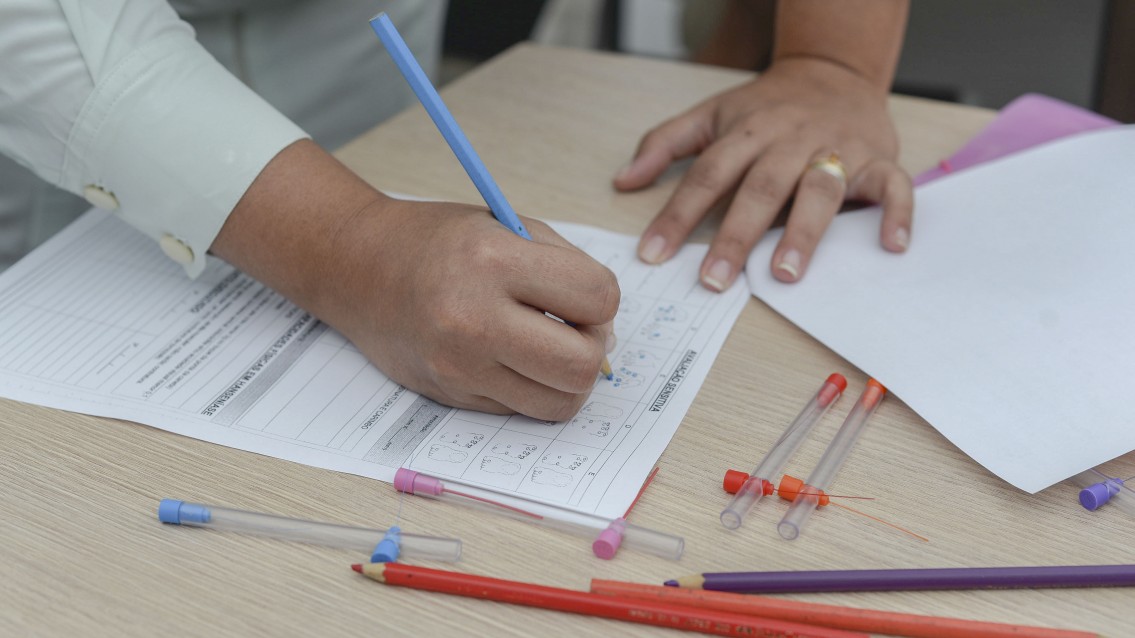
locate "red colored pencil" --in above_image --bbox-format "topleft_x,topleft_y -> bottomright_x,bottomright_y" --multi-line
589,579 -> 1098,638
352,563 -> 864,638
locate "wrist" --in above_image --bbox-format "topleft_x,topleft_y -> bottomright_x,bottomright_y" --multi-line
772,0 -> 908,94
211,139 -> 390,320
766,55 -> 891,100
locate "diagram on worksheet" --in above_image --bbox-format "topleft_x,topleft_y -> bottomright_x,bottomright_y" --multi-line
0,212 -> 748,520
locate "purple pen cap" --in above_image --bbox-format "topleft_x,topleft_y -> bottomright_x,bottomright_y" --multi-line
393,468 -> 444,496
1080,478 -> 1124,511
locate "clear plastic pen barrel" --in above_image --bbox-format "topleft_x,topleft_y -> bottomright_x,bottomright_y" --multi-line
720,373 -> 846,529
415,488 -> 684,560
158,500 -> 461,562
778,379 -> 886,540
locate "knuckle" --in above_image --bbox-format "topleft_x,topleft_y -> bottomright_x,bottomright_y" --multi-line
788,224 -> 823,249
562,347 -> 602,394
540,393 -> 588,423
803,171 -> 845,202
685,162 -> 728,193
425,354 -> 464,389
650,210 -> 692,238
713,235 -> 751,261
640,126 -> 668,151
594,268 -> 621,322
467,235 -> 513,274
433,298 -> 478,340
887,170 -> 914,196
737,172 -> 787,208
427,308 -> 491,383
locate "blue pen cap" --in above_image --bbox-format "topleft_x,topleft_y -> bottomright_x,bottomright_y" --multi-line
1079,479 -> 1124,511
158,499 -> 212,525
371,525 -> 402,563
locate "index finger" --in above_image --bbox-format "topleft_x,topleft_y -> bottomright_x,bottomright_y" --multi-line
613,103 -> 715,191
507,232 -> 621,327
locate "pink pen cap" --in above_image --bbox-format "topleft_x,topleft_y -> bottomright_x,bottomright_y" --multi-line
394,468 -> 444,496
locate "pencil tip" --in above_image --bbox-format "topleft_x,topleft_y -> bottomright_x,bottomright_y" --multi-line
600,357 -> 614,381
663,580 -> 678,587
351,564 -> 363,573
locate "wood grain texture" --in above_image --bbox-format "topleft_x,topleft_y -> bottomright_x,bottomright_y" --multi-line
4,44 -> 1132,637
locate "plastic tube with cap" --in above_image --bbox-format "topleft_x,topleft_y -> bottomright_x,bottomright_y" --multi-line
778,379 -> 886,540
719,373 -> 846,530
157,499 -> 461,562
1070,469 -> 1135,518
394,469 -> 684,560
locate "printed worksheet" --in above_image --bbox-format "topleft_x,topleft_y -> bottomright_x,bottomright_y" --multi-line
0,209 -> 747,519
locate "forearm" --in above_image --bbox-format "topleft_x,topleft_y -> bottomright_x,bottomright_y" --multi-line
213,139 -> 618,421
773,0 -> 909,92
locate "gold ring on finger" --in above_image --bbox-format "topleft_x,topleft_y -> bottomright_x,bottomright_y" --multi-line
807,152 -> 848,187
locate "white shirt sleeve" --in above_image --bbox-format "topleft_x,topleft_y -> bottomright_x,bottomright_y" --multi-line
0,0 -> 308,277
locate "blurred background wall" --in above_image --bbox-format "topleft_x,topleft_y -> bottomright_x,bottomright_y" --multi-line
439,0 -> 1135,121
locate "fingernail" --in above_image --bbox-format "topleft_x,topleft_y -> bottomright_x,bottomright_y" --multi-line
605,332 -> 617,353
892,227 -> 910,251
702,259 -> 732,292
776,249 -> 802,281
640,235 -> 667,264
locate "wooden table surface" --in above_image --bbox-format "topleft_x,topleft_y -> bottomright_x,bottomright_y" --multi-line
3,44 -> 1132,637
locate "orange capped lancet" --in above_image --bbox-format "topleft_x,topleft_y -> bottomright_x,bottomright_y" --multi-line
778,379 -> 886,541
719,373 -> 847,530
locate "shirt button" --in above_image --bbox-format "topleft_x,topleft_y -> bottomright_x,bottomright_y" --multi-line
159,234 -> 195,265
82,184 -> 119,210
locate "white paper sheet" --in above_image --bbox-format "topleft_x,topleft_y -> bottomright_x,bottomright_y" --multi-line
0,209 -> 747,519
747,126 -> 1135,493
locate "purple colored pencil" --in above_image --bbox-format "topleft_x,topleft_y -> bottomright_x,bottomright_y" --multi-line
664,565 -> 1135,593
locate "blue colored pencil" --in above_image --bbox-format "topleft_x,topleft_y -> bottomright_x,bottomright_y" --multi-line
369,13 -> 529,238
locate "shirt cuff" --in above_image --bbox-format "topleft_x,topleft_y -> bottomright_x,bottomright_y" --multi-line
61,30 -> 308,278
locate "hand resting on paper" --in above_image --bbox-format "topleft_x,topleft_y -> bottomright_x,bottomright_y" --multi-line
615,59 -> 912,290
212,140 -> 619,421
614,0 -> 913,290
